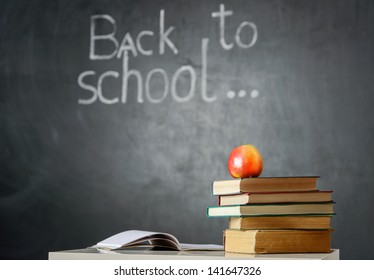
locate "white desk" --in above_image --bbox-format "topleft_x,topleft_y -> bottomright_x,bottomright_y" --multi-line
49,248 -> 339,260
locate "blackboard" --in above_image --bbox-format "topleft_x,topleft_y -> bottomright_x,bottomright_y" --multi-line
1,0 -> 374,259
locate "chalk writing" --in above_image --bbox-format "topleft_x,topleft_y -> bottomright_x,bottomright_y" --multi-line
78,4 -> 259,105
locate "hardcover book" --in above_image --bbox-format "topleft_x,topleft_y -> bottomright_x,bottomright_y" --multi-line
224,229 -> 331,254
228,215 -> 332,230
218,191 -> 332,206
212,176 -> 319,195
207,202 -> 334,217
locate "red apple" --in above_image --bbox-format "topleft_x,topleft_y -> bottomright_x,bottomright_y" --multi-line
228,144 -> 263,178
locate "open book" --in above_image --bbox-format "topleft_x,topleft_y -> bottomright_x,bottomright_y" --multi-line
92,230 -> 223,251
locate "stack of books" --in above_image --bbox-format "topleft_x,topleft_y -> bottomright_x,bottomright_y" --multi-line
207,176 -> 335,254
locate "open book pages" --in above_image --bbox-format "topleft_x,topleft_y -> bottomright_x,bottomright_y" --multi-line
92,230 -> 223,251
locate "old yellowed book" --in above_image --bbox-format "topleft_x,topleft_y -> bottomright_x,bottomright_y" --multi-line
224,229 -> 331,254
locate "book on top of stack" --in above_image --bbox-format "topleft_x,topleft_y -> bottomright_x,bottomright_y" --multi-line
211,176 -> 319,195
207,176 -> 335,254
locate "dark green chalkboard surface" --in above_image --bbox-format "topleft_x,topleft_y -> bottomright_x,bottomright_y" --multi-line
1,0 -> 374,259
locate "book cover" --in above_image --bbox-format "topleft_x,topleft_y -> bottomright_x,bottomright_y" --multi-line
212,176 -> 320,195
207,202 -> 335,217
228,215 -> 333,230
224,229 -> 332,254
218,190 -> 333,206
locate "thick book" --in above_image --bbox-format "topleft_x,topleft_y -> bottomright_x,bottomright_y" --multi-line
219,190 -> 333,206
229,215 -> 332,230
92,230 -> 223,251
212,176 -> 319,195
224,229 -> 331,254
207,202 -> 334,217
